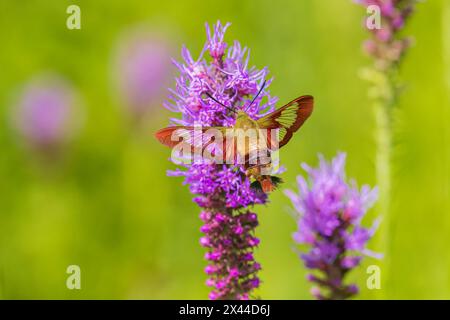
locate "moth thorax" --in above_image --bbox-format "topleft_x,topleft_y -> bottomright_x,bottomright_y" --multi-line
236,115 -> 258,130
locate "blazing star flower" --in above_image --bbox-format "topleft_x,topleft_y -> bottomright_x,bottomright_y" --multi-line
165,21 -> 278,299
114,27 -> 172,120
12,74 -> 81,153
355,0 -> 417,70
354,1 -> 417,250
285,153 -> 381,300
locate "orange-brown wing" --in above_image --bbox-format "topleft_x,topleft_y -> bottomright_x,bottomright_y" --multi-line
257,95 -> 313,148
155,126 -> 231,162
155,126 -> 194,149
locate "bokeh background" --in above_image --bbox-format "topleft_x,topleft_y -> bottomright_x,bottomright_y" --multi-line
0,0 -> 449,299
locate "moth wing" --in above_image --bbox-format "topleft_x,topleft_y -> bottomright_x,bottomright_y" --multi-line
257,95 -> 313,147
155,126 -> 229,162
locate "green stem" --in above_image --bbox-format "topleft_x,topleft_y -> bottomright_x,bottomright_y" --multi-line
375,101 -> 391,224
372,68 -> 398,298
373,100 -> 391,298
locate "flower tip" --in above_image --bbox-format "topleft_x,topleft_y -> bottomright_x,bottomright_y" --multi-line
310,287 -> 323,299
306,274 -> 316,282
208,291 -> 218,300
347,284 -> 359,295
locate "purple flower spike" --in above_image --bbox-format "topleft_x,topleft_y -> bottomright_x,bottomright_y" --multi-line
355,0 -> 417,70
285,153 -> 381,300
12,74 -> 81,153
164,21 -> 278,299
206,21 -> 230,60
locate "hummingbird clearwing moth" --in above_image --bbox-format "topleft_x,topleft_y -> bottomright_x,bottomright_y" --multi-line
155,95 -> 314,193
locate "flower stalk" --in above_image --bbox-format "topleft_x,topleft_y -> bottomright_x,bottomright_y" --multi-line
355,0 -> 417,272
165,21 -> 278,299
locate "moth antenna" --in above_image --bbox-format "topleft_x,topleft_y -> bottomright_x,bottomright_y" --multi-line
246,80 -> 266,111
205,92 -> 237,114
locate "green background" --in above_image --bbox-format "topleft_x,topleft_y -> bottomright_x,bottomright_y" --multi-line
0,0 -> 449,299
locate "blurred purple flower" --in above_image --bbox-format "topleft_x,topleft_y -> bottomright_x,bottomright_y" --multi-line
12,75 -> 80,152
355,0 -> 416,70
355,1 -> 417,261
114,28 -> 172,119
165,21 -> 278,300
285,153 -> 381,300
